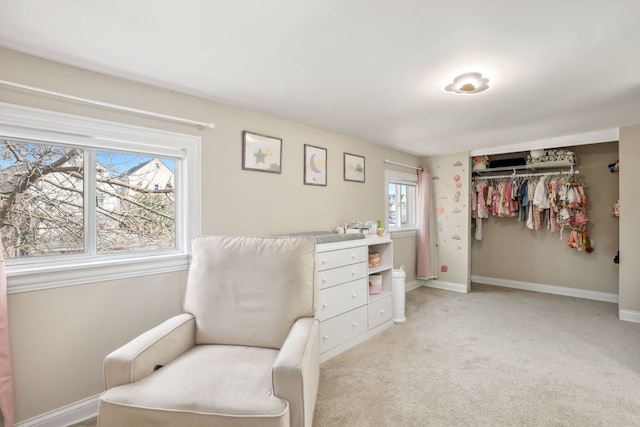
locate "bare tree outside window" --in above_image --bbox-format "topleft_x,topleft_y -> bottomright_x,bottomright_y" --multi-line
0,139 -> 176,259
0,140 -> 84,257
96,151 -> 175,254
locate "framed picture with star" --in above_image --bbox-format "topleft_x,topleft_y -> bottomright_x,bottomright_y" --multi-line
242,131 -> 282,174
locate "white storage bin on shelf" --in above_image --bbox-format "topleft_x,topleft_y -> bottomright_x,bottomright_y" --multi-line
369,274 -> 382,294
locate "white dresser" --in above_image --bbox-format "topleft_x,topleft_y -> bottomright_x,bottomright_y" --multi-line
316,236 -> 393,362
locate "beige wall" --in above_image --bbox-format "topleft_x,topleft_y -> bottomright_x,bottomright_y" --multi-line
0,47 -> 419,422
392,236 -> 417,283
421,152 -> 471,289
619,126 -> 640,313
9,271 -> 186,420
471,142 -> 619,294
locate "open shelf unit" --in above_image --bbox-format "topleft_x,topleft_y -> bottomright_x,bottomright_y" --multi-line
367,241 -> 393,303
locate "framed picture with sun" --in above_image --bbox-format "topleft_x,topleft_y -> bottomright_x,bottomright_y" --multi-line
304,144 -> 327,186
242,131 -> 282,173
344,152 -> 365,183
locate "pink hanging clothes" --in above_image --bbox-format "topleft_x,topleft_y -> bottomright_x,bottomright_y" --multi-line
497,182 -> 509,217
475,181 -> 488,240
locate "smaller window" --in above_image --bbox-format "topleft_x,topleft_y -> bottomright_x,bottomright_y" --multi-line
385,170 -> 418,233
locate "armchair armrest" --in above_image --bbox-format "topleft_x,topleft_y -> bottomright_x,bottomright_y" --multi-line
104,313 -> 195,390
272,317 -> 320,427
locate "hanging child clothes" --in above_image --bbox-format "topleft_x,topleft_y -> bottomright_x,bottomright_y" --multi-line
526,178 -> 537,230
518,180 -> 528,222
474,181 -> 489,240
471,169 -> 591,254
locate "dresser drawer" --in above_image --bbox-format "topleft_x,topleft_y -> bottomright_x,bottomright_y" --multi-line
319,306 -> 368,353
317,278 -> 368,321
368,295 -> 393,329
317,246 -> 367,271
318,262 -> 367,289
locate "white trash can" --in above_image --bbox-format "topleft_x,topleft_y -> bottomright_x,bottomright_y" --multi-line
392,266 -> 407,322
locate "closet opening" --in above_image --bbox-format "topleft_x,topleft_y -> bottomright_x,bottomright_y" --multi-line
469,142 -> 619,302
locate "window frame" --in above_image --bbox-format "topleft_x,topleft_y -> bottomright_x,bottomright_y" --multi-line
385,169 -> 418,238
0,102 -> 201,293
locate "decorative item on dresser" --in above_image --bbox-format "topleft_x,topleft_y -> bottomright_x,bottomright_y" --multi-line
316,236 -> 394,362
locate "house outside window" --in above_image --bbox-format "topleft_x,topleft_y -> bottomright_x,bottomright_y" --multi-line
385,169 -> 418,237
0,102 -> 201,293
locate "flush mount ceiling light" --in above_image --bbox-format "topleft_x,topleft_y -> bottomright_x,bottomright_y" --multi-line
444,72 -> 490,95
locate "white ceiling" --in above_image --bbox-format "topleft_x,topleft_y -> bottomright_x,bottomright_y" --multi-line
1,1 -> 639,156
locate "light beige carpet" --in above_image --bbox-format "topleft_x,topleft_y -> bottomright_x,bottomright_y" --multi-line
313,284 -> 640,426
74,284 -> 640,426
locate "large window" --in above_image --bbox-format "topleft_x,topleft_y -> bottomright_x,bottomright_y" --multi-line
1,141 -> 177,258
0,102 -> 201,292
385,170 -> 418,236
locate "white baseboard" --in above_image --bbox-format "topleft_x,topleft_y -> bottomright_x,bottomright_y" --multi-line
405,280 -> 420,292
420,279 -> 468,293
471,275 -> 619,304
619,309 -> 640,323
16,394 -> 99,427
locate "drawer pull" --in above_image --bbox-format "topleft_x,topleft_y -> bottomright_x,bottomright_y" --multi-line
380,309 -> 385,314
322,303 -> 328,308
321,277 -> 327,283
351,271 -> 356,276
352,293 -> 357,298
321,259 -> 327,265
351,254 -> 356,259
322,335 -> 328,341
352,322 -> 358,327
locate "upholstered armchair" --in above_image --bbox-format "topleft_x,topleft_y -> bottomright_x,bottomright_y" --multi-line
98,236 -> 319,427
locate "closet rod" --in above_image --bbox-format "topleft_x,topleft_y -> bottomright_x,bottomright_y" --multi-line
384,159 -> 423,171
473,170 -> 579,180
0,79 -> 216,129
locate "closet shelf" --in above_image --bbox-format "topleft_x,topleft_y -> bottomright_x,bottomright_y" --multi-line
473,160 -> 574,174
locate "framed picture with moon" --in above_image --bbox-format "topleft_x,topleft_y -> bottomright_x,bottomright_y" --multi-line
344,152 -> 365,183
304,144 -> 327,186
242,131 -> 282,173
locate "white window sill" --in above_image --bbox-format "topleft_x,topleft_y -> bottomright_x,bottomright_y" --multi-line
7,252 -> 190,294
388,228 -> 418,239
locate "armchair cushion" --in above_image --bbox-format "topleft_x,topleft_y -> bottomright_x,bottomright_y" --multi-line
99,345 -> 289,427
184,236 -> 317,349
